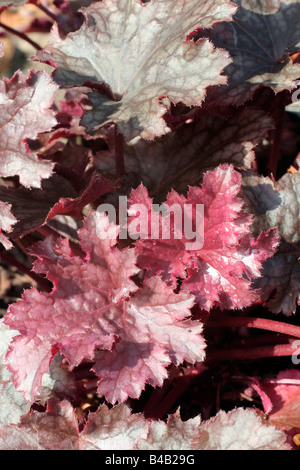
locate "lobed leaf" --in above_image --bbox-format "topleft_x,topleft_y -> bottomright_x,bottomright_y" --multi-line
128,165 -> 279,310
0,70 -> 58,188
198,0 -> 300,106
243,171 -> 300,315
97,107 -> 274,194
35,0 -> 236,141
4,211 -> 205,403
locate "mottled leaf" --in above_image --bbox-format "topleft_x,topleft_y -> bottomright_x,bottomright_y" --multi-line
0,400 -> 80,450
128,165 -> 279,310
0,200 -> 17,249
35,0 -> 236,140
0,70 -> 58,188
4,212 -> 205,404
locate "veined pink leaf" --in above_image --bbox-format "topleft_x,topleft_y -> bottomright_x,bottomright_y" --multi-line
0,70 -> 58,188
93,276 -> 205,404
4,212 -> 205,403
4,211 -> 139,401
35,0 -> 236,141
0,318 -> 81,426
128,164 -> 279,310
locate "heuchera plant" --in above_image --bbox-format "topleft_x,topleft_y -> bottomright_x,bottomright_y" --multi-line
0,0 -> 299,450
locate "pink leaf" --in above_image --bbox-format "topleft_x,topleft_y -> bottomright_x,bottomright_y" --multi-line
4,211 -> 139,401
0,70 -> 58,188
4,212 -> 205,403
259,369 -> 300,431
128,164 -> 279,310
0,320 -> 30,425
94,276 -> 205,403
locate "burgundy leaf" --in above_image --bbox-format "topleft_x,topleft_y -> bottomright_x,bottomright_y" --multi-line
198,0 -> 300,106
46,173 -> 115,220
242,171 -> 300,315
97,107 -> 274,194
0,175 -> 76,240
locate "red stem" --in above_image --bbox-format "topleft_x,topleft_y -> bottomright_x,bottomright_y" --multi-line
206,315 -> 300,339
206,343 -> 297,362
0,251 -> 52,292
0,22 -> 42,50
